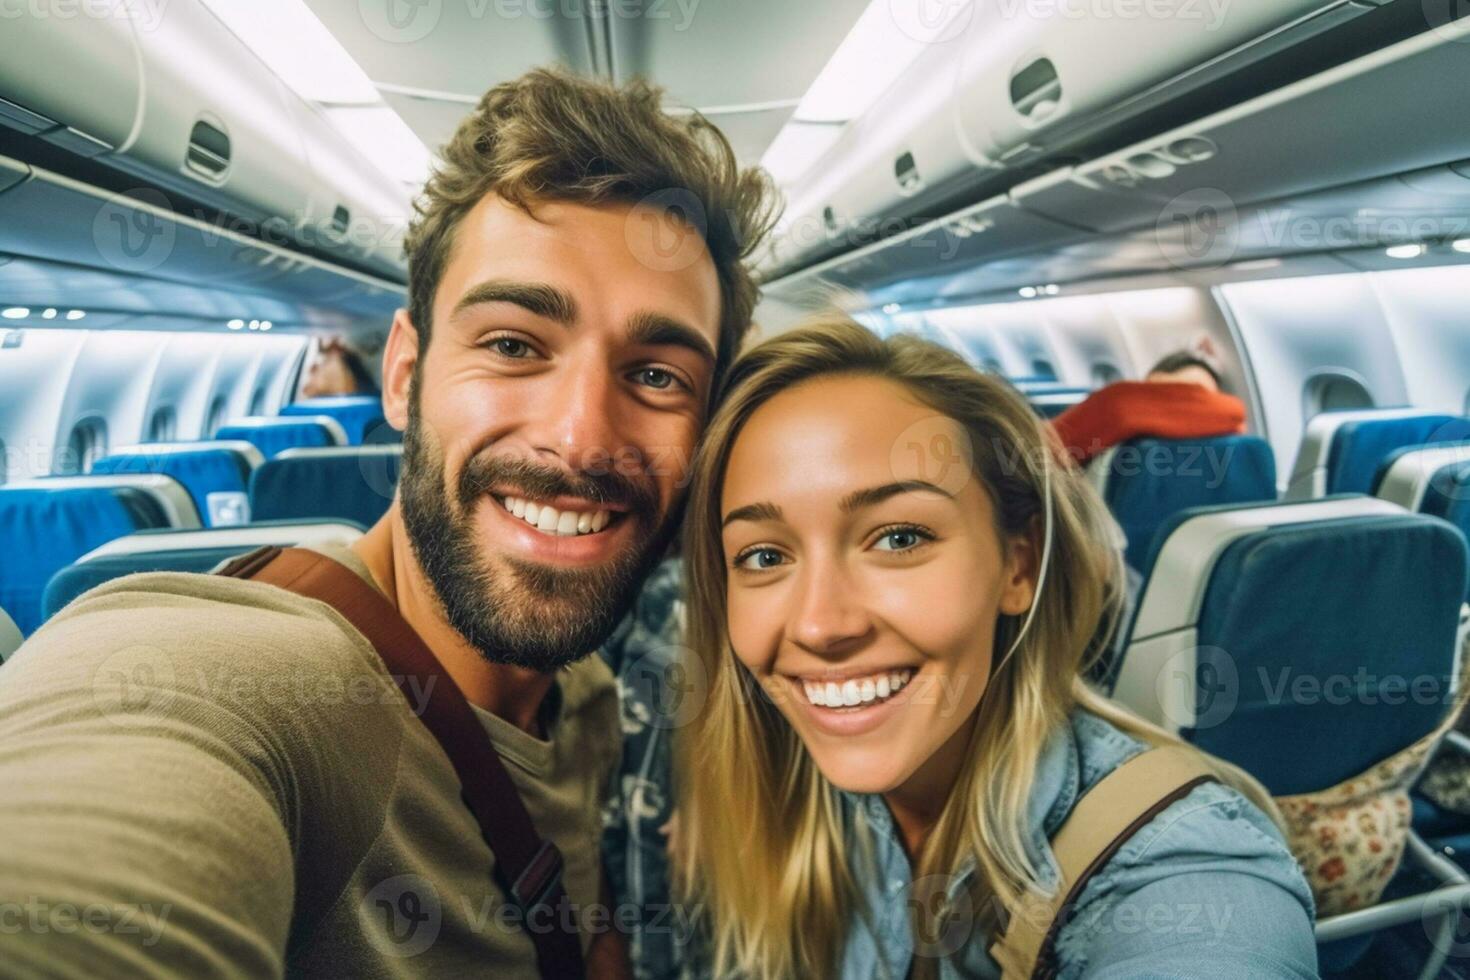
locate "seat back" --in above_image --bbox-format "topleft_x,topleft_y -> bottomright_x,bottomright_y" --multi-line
1112,496 -> 1467,796
0,475 -> 198,635
215,416 -> 347,458
42,521 -> 365,621
0,605 -> 20,663
1284,409 -> 1470,500
1088,435 -> 1277,571
280,396 -> 388,445
91,441 -> 263,528
1377,445 -> 1470,601
250,445 -> 402,528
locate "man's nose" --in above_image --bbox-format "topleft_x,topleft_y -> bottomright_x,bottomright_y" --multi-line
527,358 -> 630,474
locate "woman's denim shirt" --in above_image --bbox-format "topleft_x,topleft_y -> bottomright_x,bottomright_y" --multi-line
838,710 -> 1319,979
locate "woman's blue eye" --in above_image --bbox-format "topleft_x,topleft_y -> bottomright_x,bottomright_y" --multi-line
874,529 -> 925,552
737,548 -> 784,570
493,338 -> 531,358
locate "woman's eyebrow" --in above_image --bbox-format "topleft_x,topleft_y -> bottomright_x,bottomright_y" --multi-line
839,480 -> 954,513
721,501 -> 783,528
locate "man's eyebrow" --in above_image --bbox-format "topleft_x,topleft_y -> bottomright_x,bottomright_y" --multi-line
626,311 -> 717,366
721,501 -> 783,528
840,480 -> 954,513
450,279 -> 578,324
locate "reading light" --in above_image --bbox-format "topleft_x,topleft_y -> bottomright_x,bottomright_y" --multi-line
227,319 -> 245,330
1453,239 -> 1470,254
882,303 -> 901,314
1018,287 -> 1038,299
1,307 -> 28,319
65,310 -> 85,321
1385,244 -> 1427,259
41,308 -> 56,319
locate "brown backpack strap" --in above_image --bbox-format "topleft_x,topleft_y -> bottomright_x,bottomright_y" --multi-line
218,546 -> 585,979
990,746 -> 1218,980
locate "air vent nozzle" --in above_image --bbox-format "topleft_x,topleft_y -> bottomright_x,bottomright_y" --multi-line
185,119 -> 231,183
331,205 -> 351,236
1010,57 -> 1062,123
894,151 -> 923,195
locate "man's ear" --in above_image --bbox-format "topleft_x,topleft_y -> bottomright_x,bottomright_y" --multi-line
381,308 -> 420,432
998,528 -> 1040,617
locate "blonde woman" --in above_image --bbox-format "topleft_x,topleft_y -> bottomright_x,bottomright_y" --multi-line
677,316 -> 1316,979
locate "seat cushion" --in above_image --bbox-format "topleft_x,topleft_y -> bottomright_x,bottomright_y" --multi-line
281,396 -> 387,445
1327,415 -> 1470,495
250,449 -> 402,527
1186,514 -> 1467,795
1103,436 -> 1277,571
0,487 -> 172,635
92,449 -> 252,528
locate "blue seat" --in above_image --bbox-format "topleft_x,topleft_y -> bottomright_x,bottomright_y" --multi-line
1376,444 -> 1470,601
249,446 -> 402,528
41,521 -> 366,622
0,476 -> 199,636
1089,435 -> 1277,571
280,396 -> 389,446
1108,495 -> 1468,971
215,416 -> 347,459
1286,409 -> 1470,499
90,441 -> 263,528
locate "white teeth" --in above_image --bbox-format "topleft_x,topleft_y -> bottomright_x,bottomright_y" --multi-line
502,496 -> 614,536
801,668 -> 915,709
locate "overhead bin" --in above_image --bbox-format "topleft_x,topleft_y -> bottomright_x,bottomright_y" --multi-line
772,0 -> 1375,275
0,4 -> 408,283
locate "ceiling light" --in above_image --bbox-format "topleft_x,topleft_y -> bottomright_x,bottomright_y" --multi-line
198,0 -> 379,104
325,105 -> 433,187
1453,239 -> 1470,254
227,319 -> 245,330
65,309 -> 85,320
41,308 -> 56,319
2,307 -> 28,319
1385,244 -> 1427,259
793,0 -> 971,124
259,320 -> 273,331
882,303 -> 901,315
1018,287 -> 1038,299
1043,284 -> 1060,296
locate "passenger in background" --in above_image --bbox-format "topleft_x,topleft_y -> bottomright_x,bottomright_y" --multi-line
299,335 -> 381,398
1051,350 -> 1246,465
678,318 -> 1315,979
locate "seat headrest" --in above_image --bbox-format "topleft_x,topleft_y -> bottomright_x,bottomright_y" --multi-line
1096,435 -> 1277,572
250,446 -> 402,528
1285,408 -> 1469,500
281,396 -> 388,445
216,416 -> 348,458
92,443 -> 258,528
0,478 -> 187,635
1114,497 -> 1466,796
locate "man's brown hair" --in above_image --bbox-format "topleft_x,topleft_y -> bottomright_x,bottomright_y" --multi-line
404,67 -> 780,387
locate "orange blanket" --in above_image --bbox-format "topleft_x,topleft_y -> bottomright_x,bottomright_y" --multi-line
1051,382 -> 1247,465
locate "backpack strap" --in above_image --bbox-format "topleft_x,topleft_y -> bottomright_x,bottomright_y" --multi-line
217,545 -> 585,979
990,745 -> 1218,980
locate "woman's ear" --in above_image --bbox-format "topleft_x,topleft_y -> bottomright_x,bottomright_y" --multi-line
998,528 -> 1040,616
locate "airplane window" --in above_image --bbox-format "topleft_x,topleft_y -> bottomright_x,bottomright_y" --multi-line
204,396 -> 227,437
58,417 -> 107,475
0,438 -> 6,486
147,406 -> 176,443
1302,372 -> 1374,423
983,358 -> 1004,374
1463,388 -> 1470,417
1092,363 -> 1123,386
1030,358 -> 1057,381
248,388 -> 268,417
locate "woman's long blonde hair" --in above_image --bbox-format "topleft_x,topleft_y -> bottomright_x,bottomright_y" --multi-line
676,314 -> 1279,979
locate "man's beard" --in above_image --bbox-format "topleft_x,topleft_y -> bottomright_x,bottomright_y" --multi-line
398,396 -> 676,673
